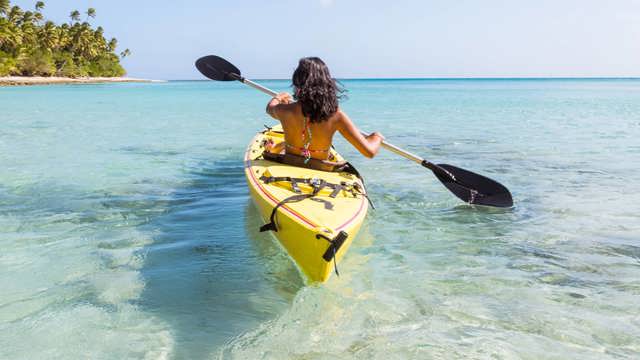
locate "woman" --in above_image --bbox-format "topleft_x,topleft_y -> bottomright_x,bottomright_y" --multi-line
265,57 -> 384,163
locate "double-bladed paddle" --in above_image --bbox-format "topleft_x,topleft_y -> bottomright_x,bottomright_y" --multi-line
195,55 -> 513,208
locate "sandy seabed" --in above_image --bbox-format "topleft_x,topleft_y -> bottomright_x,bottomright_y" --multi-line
0,76 -> 163,86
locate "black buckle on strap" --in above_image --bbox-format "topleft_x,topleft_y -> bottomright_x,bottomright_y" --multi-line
290,179 -> 301,193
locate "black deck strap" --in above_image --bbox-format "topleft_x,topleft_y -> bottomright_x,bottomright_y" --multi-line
259,193 -> 314,232
259,180 -> 328,232
310,197 -> 334,210
362,192 -> 375,210
260,175 -> 292,184
340,162 -> 374,209
260,176 -> 309,185
260,175 -> 300,193
258,174 -> 374,233
351,182 -> 375,210
340,161 -> 361,178
316,231 -> 349,277
262,124 -> 284,134
261,175 -> 371,210
329,185 -> 342,198
331,246 -> 339,277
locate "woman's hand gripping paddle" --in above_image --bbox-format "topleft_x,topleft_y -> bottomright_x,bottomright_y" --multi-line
195,55 -> 513,208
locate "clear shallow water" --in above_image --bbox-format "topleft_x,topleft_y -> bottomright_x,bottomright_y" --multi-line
1,79 -> 639,359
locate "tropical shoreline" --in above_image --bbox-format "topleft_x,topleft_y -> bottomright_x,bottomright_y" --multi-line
0,76 -> 163,86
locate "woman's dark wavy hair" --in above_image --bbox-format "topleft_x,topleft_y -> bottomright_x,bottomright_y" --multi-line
292,57 -> 345,123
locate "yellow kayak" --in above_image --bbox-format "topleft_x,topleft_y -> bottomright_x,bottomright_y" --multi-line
244,125 -> 369,283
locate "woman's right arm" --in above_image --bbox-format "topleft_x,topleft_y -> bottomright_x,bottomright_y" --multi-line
336,111 -> 384,158
266,92 -> 293,120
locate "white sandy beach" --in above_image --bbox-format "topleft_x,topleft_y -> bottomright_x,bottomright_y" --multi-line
0,76 -> 164,86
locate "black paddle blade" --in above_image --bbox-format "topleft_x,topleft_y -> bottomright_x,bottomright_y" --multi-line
195,55 -> 242,81
432,164 -> 513,208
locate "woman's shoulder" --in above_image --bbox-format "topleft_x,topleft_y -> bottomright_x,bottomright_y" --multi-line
275,102 -> 304,124
333,108 -> 350,123
279,101 -> 302,114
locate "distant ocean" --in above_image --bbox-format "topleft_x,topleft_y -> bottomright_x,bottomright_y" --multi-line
1,79 -> 639,359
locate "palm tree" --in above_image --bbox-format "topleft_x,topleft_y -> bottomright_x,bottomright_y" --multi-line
85,8 -> 95,21
0,18 -> 18,50
57,23 -> 70,48
107,37 -> 117,52
69,10 -> 80,23
20,12 -> 36,46
0,5 -> 21,52
40,20 -> 57,50
8,6 -> 23,23
76,22 -> 97,59
93,26 -> 106,51
0,0 -> 10,16
34,1 -> 45,24
22,10 -> 34,24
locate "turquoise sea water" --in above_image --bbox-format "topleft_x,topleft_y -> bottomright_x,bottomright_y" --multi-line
1,79 -> 639,359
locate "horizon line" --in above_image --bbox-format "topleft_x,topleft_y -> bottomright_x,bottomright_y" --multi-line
166,76 -> 640,81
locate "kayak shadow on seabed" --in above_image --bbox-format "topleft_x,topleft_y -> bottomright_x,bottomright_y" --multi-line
134,157 -> 304,359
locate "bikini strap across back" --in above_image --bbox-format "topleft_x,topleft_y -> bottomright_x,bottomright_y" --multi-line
285,117 -> 329,163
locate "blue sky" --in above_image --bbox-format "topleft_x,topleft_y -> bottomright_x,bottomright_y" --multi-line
10,0 -> 640,79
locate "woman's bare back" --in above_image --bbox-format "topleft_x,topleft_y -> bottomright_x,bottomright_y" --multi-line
267,92 -> 384,159
274,102 -> 337,160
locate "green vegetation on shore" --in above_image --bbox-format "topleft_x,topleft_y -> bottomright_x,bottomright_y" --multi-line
0,0 -> 130,77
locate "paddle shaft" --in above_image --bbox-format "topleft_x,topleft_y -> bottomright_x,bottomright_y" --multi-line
370,137 -> 454,178
232,75 -> 450,176
242,78 -> 279,97
359,131 -> 421,163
